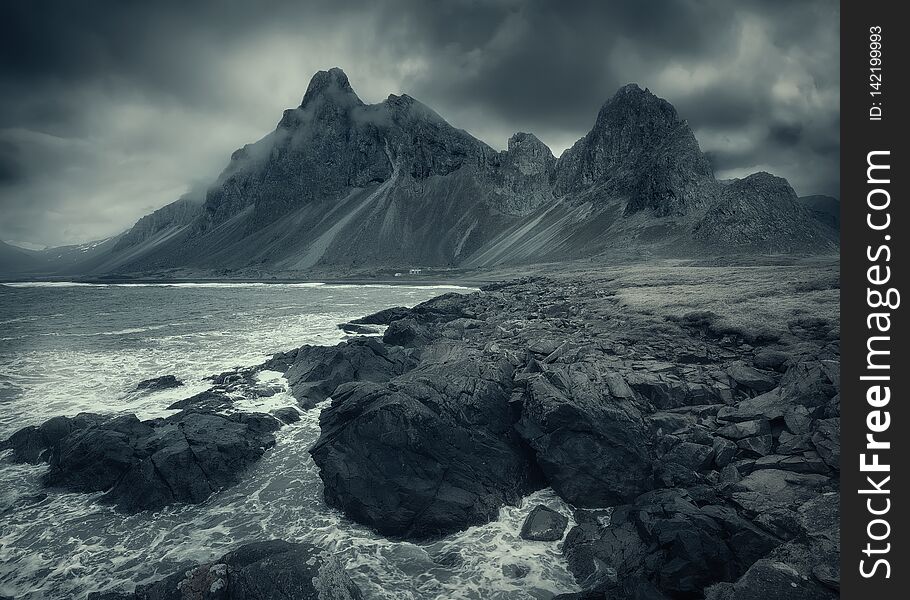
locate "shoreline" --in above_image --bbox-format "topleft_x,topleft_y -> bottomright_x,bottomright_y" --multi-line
0,261 -> 841,599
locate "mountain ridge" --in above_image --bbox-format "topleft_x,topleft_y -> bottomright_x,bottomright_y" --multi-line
4,68 -> 837,278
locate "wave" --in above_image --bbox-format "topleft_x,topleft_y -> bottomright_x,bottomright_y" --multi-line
2,282 -> 96,288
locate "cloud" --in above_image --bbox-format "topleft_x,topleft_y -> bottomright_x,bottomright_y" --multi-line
0,0 -> 839,246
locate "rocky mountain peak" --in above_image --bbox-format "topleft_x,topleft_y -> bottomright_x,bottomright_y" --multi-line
491,132 -> 556,216
555,83 -> 714,216
507,132 -> 552,156
300,67 -> 361,109
67,70 -> 836,278
588,82 -> 684,158
732,171 -> 796,198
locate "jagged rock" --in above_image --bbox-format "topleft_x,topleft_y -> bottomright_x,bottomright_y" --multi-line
563,489 -> 776,598
338,322 -> 380,335
555,84 -> 714,217
717,419 -> 771,440
494,132 -> 557,216
782,406 -> 812,436
167,389 -> 233,411
727,469 -> 830,516
713,437 -> 739,468
272,406 -> 301,424
310,354 -> 538,538
736,435 -> 773,457
88,540 -> 362,600
752,453 -> 830,475
279,337 -> 418,408
810,419 -> 840,471
383,318 -> 430,347
350,306 -> 411,325
520,505 -> 569,541
720,464 -> 742,484
626,372 -> 718,409
502,562 -> 532,579
776,430 -> 814,454
134,375 -> 183,392
515,365 -> 654,506
778,361 -> 838,410
705,559 -> 835,600
1,413 -> 106,464
665,441 -> 715,471
726,363 -> 777,393
3,411 -> 281,512
752,349 -> 790,372
717,390 -> 786,423
694,173 -> 836,253
649,411 -> 696,434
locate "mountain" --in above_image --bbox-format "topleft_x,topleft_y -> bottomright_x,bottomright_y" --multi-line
3,68 -> 837,278
0,241 -> 43,276
799,194 -> 840,230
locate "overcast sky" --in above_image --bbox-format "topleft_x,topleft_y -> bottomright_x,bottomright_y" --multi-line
1,0 -> 839,248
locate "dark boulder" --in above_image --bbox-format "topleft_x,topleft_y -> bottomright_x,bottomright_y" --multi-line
282,337 -> 418,408
3,410 -> 281,512
409,292 -> 476,323
134,375 -> 183,392
167,389 -> 233,411
726,469 -> 830,517
382,318 -> 431,347
310,353 -> 539,538
563,489 -> 777,598
778,361 -> 838,410
515,365 -> 654,506
338,322 -> 381,335
0,413 -> 106,464
520,505 -> 569,541
726,363 -> 778,393
705,559 -> 835,600
272,406 -> 301,424
502,562 -> 532,579
752,350 -> 790,372
810,419 -> 839,471
350,305 -> 411,325
88,539 -> 362,600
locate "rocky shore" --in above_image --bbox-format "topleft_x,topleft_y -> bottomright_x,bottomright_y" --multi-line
276,264 -> 840,598
1,262 -> 839,598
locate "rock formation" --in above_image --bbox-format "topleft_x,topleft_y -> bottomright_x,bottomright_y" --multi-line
11,69 -> 837,278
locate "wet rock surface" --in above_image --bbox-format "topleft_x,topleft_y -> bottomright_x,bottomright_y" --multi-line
88,539 -> 363,600
520,505 -> 569,541
134,374 -> 183,392
3,265 -> 838,597
262,337 -> 419,409
255,269 -> 841,597
2,409 -> 282,512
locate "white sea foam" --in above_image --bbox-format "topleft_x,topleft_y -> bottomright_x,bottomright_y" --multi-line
0,283 -> 577,599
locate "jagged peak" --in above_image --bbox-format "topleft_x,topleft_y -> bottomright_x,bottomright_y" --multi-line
614,82 -> 649,96
507,132 -> 554,159
508,131 -> 546,149
729,171 -> 797,197
383,93 -> 448,125
593,83 -> 681,130
300,67 -> 361,108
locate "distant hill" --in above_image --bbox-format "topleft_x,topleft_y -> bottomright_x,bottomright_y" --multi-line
0,241 -> 42,276
799,195 -> 840,230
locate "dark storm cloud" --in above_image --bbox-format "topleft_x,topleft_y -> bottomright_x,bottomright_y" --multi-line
0,0 -> 839,247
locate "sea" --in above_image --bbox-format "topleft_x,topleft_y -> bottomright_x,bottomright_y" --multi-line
0,282 -> 578,599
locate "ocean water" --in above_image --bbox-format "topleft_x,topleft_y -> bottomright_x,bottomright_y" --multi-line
0,282 -> 579,599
